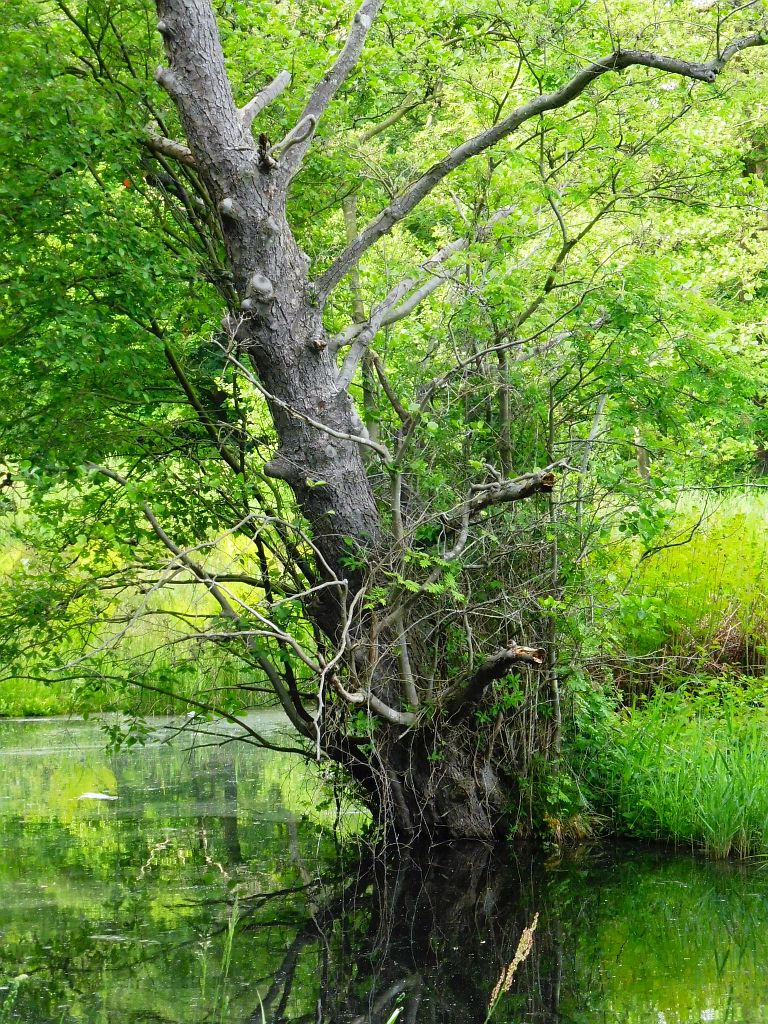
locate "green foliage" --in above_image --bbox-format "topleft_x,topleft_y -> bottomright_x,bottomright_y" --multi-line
2,0 -> 768,844
596,679 -> 768,857
603,492 -> 768,680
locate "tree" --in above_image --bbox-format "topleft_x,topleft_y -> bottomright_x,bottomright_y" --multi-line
3,0 -> 768,842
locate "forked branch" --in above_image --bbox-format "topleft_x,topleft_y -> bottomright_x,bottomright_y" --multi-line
332,205 -> 517,387
280,0 -> 384,175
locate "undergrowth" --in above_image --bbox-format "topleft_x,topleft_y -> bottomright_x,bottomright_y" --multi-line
608,491 -> 768,688
594,679 -> 768,858
551,490 -> 768,857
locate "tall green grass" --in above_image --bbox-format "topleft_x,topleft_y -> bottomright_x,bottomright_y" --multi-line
564,492 -> 768,856
599,680 -> 768,857
609,491 -> 768,683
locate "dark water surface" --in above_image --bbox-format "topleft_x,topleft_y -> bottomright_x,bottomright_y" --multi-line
1,717 -> 767,1023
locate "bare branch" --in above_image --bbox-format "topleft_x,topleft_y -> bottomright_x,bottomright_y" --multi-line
316,31 -> 768,300
254,654 -> 316,739
145,128 -> 197,167
443,506 -> 471,563
395,611 -> 419,709
271,115 -> 316,161
332,674 -> 417,727
332,241 -> 464,352
240,69 -> 291,129
576,392 -> 608,533
332,205 -> 518,386
371,352 -> 410,424
444,646 -> 547,716
160,336 -> 244,476
281,0 -> 384,175
445,464 -> 564,529
358,91 -> 423,143
719,27 -> 766,62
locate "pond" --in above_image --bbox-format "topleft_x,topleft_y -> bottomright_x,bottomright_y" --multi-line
1,716 -> 767,1023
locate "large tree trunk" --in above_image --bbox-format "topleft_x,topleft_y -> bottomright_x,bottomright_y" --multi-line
150,0 -> 555,846
155,0 -> 380,624
371,726 -> 513,841
334,673 -> 554,842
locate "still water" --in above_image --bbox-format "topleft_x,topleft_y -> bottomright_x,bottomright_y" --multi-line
1,716 -> 767,1023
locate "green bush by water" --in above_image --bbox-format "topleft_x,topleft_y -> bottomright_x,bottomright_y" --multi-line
598,679 -> 768,857
567,492 -> 768,857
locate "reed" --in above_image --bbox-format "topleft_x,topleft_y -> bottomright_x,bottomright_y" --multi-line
601,682 -> 768,857
484,913 -> 539,1023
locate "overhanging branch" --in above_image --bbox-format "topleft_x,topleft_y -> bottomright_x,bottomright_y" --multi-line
84,463 -> 317,740
315,31 -> 768,301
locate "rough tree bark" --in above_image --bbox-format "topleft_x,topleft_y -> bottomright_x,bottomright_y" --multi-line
151,0 -> 766,842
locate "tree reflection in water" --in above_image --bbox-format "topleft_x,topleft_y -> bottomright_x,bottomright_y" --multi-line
2,719 -> 768,1024
250,845 -> 556,1024
246,842 -> 768,1024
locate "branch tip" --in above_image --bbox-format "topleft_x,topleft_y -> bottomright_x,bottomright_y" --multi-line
240,70 -> 291,129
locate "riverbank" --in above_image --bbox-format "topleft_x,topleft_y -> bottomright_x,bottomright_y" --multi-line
3,492 -> 768,857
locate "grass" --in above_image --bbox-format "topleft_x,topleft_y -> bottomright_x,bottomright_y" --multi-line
610,491 -> 768,683
598,680 -> 768,857
577,491 -> 768,857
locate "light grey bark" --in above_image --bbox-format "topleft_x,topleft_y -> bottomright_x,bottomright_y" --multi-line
145,129 -> 196,166
155,0 -> 381,638
240,70 -> 290,128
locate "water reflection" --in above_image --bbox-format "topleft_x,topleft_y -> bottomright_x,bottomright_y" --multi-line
1,718 -> 767,1023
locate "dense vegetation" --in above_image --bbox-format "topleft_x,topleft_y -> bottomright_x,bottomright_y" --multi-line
3,0 -> 768,852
